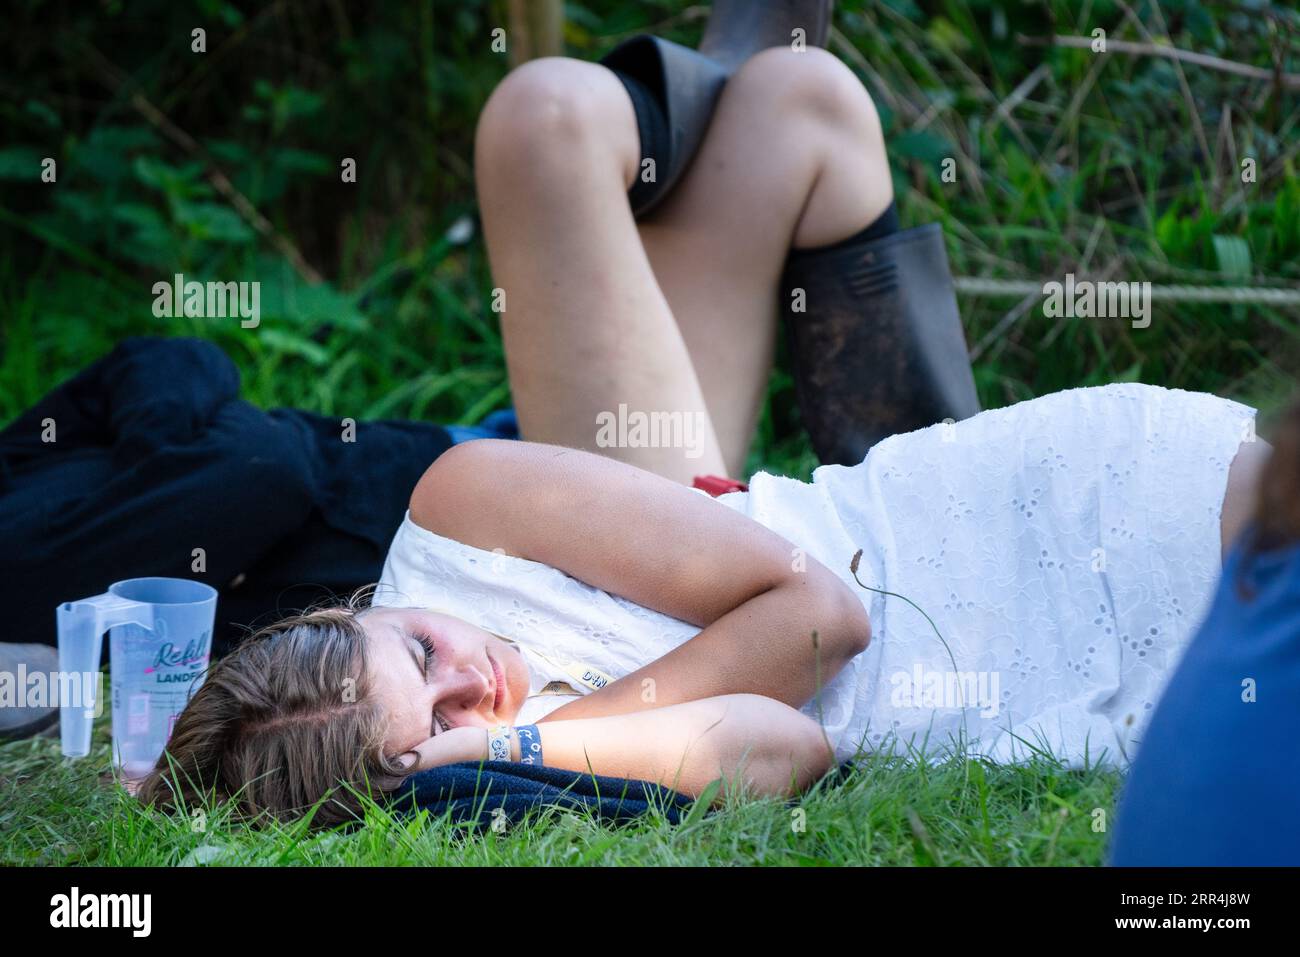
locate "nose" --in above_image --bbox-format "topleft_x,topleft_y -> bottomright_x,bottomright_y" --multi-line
434,665 -> 492,725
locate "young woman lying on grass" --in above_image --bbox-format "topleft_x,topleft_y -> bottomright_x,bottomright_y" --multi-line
138,47 -> 1271,826
139,395 -> 1267,827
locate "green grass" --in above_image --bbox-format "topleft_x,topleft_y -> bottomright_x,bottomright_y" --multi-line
0,0 -> 1296,864
0,717 -> 1117,865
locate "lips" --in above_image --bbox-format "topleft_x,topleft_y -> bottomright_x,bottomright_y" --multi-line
487,653 -> 504,712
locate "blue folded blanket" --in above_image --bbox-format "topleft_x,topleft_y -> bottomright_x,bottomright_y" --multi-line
385,761 -> 698,828
386,760 -> 859,830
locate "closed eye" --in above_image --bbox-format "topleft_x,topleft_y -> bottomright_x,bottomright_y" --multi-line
413,630 -> 436,678
410,631 -> 451,737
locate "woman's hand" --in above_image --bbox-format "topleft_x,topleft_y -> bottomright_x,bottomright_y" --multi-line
385,697 -> 834,802
396,726 -> 490,773
532,695 -> 833,801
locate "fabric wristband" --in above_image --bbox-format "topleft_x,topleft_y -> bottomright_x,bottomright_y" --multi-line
486,725 -> 513,763
514,724 -> 544,766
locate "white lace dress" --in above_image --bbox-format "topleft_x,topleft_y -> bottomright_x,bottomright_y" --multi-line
375,383 -> 1256,767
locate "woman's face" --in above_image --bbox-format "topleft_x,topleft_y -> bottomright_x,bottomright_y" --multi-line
360,608 -> 528,758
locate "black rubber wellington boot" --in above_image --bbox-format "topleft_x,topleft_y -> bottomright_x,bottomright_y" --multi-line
602,0 -> 836,217
599,35 -> 729,217
782,222 -> 981,466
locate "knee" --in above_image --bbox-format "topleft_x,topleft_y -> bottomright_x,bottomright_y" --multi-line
475,57 -> 630,181
731,47 -> 884,143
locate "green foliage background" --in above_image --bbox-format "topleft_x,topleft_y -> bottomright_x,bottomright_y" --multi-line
3,0 -> 1298,478
1,0 -> 1298,866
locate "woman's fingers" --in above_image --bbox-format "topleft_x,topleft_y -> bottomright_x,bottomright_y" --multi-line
400,726 -> 490,773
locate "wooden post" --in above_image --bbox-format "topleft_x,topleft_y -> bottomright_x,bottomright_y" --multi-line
506,0 -> 564,67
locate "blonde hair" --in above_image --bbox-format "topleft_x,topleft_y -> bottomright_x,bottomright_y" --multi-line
136,589 -> 409,828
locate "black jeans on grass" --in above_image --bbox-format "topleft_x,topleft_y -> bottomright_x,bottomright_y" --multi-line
0,337 -> 455,659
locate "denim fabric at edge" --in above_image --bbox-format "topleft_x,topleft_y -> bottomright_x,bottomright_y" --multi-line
1111,531 -> 1300,865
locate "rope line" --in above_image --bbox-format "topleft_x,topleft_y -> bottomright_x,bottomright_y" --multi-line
954,276 -> 1300,305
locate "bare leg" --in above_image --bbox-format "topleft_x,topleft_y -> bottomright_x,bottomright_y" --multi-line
475,50 -> 891,481
476,57 -> 725,483
639,47 -> 892,476
1222,438 -> 1272,558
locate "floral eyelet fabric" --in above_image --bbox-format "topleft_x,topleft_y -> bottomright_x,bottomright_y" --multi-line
376,383 -> 1256,767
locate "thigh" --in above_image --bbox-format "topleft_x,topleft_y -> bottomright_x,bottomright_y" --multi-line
475,57 -> 728,482
635,94 -> 807,474
636,48 -> 892,475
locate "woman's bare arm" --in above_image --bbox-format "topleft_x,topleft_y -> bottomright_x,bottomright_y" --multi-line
399,694 -> 836,801
1222,438 -> 1271,558
409,439 -> 870,721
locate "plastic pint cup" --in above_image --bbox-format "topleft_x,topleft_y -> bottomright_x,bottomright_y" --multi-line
57,577 -> 217,779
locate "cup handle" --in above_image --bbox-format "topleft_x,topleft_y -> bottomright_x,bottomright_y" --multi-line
55,594 -> 155,758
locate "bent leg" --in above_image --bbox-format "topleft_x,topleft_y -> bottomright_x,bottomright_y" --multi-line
638,47 -> 894,475
475,57 -> 727,483
477,51 -> 894,480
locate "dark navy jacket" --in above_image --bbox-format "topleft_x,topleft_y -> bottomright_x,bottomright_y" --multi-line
0,336 -> 454,658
